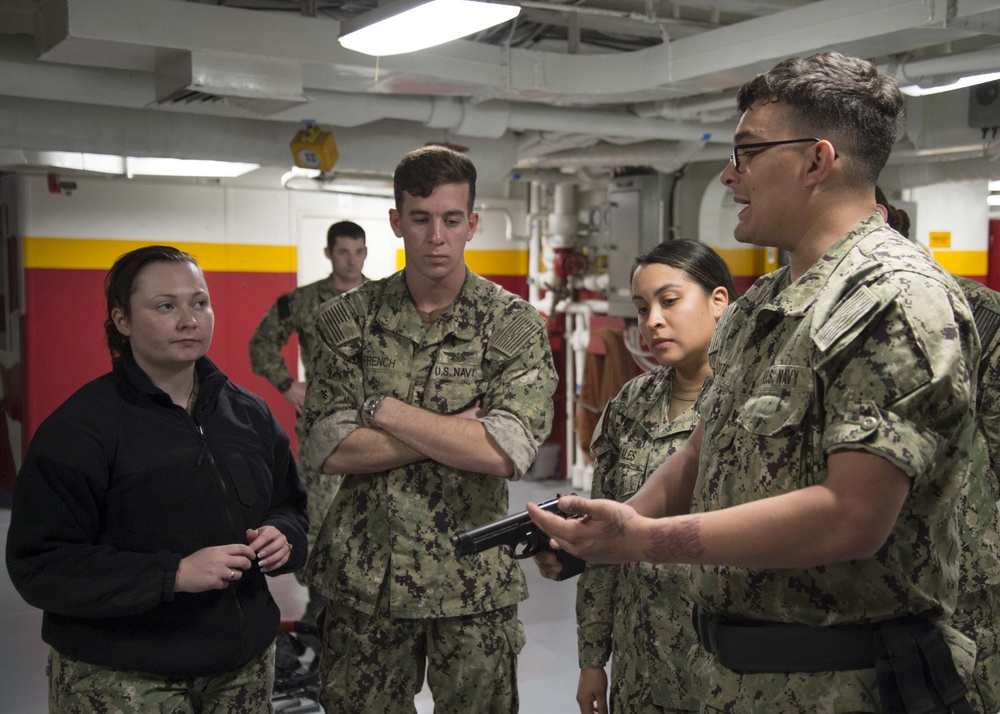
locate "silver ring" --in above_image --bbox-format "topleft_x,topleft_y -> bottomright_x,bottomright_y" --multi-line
228,569 -> 237,581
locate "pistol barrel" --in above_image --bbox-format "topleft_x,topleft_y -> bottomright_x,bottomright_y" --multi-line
451,497 -> 562,556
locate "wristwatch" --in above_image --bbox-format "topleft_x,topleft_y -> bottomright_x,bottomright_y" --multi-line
277,378 -> 295,394
360,395 -> 386,428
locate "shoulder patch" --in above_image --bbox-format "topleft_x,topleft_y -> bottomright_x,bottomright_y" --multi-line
813,285 -> 879,353
316,299 -> 362,349
972,302 -> 1000,355
489,309 -> 541,358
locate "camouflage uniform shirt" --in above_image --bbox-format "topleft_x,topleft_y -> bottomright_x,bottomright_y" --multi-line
953,276 -> 1000,714
955,275 -> 1000,594
250,275 -> 364,405
578,366 -> 699,711
692,215 -> 979,713
300,269 -> 557,619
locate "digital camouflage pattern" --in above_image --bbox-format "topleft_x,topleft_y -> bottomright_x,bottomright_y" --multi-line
249,275 -> 363,553
691,215 -> 979,713
300,269 -> 557,619
249,276 -> 344,401
48,642 -> 275,714
954,587 -> 1000,714
318,598 -> 523,713
952,276 -> 1000,714
578,366 -> 700,713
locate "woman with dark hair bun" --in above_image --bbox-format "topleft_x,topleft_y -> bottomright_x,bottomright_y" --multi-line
7,245 -> 308,713
541,239 -> 733,714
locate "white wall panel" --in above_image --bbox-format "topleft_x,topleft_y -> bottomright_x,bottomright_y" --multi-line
223,188 -> 291,248
910,181 -> 989,253
21,175 -> 226,242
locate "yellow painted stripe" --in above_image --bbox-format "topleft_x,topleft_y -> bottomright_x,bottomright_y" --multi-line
24,237 -> 297,273
712,247 -> 772,277
932,249 -> 988,277
395,249 -> 529,275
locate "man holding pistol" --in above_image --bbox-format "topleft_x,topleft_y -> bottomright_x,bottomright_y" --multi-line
530,52 -> 979,713
300,146 -> 557,713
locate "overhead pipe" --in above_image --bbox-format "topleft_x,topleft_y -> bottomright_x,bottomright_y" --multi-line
518,139 -> 730,170
1,33 -> 731,147
895,46 -> 1000,86
509,168 -> 587,185
631,91 -> 740,121
0,95 -> 522,180
879,156 -> 1000,190
34,0 -> 963,114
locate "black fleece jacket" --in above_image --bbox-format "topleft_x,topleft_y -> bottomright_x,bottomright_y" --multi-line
5,350 -> 308,676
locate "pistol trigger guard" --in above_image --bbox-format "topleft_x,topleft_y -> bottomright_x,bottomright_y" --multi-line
516,532 -> 547,559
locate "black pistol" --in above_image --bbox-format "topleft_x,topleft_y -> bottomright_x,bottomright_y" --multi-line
451,496 -> 586,581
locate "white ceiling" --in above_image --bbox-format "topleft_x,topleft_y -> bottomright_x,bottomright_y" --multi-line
2,0 -> 1000,183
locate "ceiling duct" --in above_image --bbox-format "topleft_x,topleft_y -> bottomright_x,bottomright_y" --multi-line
153,50 -> 308,117
879,156 -> 1000,190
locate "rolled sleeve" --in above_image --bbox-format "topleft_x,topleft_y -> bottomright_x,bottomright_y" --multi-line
817,278 -> 974,487
822,400 -> 941,481
300,411 -> 361,475
481,409 -> 537,479
481,308 -> 557,479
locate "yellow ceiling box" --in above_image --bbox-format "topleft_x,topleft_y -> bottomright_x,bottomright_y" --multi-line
290,124 -> 339,172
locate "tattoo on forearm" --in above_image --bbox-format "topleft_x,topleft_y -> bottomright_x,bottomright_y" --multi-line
649,517 -> 704,563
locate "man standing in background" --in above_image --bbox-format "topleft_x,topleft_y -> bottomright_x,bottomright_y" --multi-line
249,219 -> 367,623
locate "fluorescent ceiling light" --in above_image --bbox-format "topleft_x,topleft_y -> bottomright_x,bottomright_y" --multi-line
900,71 -> 1000,97
125,157 -> 260,178
987,194 -> 1000,207
4,151 -> 258,179
989,180 -> 1000,192
339,0 -> 520,56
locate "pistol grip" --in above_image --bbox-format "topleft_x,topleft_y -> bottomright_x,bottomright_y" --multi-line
554,550 -> 585,580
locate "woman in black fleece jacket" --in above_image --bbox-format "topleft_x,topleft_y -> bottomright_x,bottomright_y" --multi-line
6,245 -> 308,713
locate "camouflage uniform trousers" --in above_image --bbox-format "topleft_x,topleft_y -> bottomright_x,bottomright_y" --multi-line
610,638 -> 698,714
613,670 -> 692,714
318,595 -> 524,713
48,641 -> 275,714
954,586 -> 1000,714
609,660 -> 662,714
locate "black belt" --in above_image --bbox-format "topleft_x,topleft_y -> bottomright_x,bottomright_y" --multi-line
692,605 -> 974,714
693,603 -> 888,672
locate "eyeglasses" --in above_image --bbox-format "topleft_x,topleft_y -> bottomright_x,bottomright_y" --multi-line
730,138 -> 821,172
